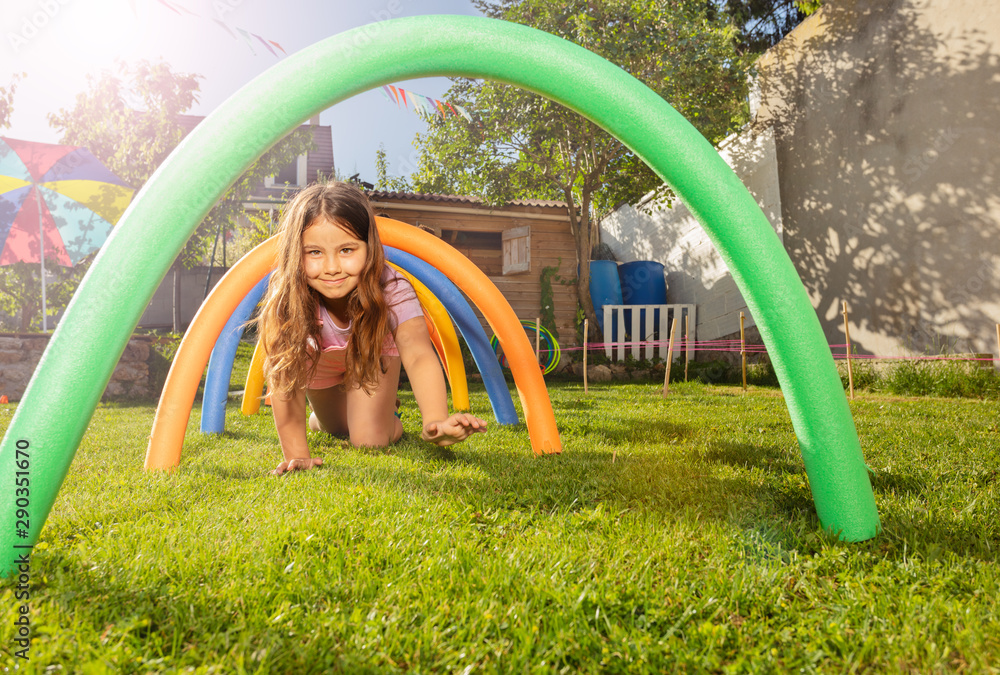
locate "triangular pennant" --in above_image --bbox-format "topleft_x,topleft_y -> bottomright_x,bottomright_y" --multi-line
171,0 -> 200,17
213,19 -> 237,39
268,39 -> 287,55
387,85 -> 401,106
454,104 -> 473,122
253,33 -> 278,57
398,88 -> 408,107
435,99 -> 447,118
445,102 -> 460,118
155,0 -> 182,15
236,27 -> 257,54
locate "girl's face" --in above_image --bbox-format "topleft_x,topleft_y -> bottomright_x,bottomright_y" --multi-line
301,217 -> 369,314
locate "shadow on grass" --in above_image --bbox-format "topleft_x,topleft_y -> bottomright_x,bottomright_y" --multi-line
867,468 -> 927,496
551,398 -> 599,411
700,441 -> 806,476
699,442 -> 998,562
597,419 -> 694,446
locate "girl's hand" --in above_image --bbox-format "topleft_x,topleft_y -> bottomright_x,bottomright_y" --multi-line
271,456 -> 324,476
421,413 -> 488,447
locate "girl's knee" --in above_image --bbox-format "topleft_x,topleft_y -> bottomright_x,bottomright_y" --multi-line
308,412 -> 324,432
349,417 -> 403,447
349,431 -> 392,448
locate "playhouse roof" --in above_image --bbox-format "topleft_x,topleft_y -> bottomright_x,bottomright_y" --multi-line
367,190 -> 567,210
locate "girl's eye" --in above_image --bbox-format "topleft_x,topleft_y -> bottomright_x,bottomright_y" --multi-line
340,247 -> 354,255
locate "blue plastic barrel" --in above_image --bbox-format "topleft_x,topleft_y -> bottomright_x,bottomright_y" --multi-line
618,261 -> 667,340
589,260 -> 623,335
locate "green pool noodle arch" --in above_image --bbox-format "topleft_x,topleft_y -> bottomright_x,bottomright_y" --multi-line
0,15 -> 879,573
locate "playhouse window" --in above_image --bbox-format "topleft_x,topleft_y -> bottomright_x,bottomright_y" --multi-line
502,225 -> 531,275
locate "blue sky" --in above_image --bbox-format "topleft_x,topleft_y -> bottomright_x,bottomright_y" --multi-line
3,0 -> 484,184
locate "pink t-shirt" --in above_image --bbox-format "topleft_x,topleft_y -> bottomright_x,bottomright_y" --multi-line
306,265 -> 424,389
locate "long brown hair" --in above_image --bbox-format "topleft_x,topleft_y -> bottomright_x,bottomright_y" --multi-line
258,181 -> 391,396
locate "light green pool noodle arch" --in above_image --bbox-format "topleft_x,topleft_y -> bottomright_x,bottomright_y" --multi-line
0,15 -> 879,572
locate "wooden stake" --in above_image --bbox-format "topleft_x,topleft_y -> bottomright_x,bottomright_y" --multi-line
661,316 -> 679,398
740,312 -> 747,391
583,319 -> 589,394
843,301 -> 855,400
996,323 -> 999,370
684,312 -> 690,382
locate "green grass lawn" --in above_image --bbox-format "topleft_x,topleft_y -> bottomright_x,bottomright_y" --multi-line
1,381 -> 999,673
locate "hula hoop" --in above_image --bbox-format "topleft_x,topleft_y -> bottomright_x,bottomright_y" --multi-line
491,320 -> 561,374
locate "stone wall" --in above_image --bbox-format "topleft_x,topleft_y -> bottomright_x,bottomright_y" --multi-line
0,334 -> 161,402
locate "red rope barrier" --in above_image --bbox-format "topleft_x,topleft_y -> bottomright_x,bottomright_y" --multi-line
524,339 -> 995,361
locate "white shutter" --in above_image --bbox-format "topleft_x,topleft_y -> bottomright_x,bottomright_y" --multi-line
502,225 -> 531,275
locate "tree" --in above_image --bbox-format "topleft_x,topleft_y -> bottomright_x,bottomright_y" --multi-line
374,144 -> 412,193
46,60 -> 314,332
706,0 -> 822,54
0,72 -> 23,130
410,0 -> 751,338
0,261 -> 87,332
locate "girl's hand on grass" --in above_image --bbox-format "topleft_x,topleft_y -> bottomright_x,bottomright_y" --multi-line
271,457 -> 323,476
421,413 -> 487,447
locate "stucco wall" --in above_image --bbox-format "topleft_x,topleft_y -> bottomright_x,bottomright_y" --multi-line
754,0 -> 1000,357
599,126 -> 783,342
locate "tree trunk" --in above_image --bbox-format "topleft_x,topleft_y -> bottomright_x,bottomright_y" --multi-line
172,263 -> 182,333
20,298 -> 37,333
576,230 -> 601,342
564,191 -> 601,344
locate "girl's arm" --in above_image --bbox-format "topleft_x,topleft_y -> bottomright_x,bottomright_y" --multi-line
395,316 -> 487,446
270,386 -> 324,474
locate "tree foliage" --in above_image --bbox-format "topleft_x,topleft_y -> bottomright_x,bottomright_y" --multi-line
410,0 -> 751,337
374,144 -> 412,193
20,59 -> 315,332
47,59 -> 314,267
0,73 -> 23,130
707,0 -> 822,54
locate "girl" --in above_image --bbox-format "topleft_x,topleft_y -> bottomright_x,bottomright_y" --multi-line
257,182 -> 487,475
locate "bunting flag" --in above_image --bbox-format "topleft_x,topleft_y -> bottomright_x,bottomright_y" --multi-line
155,0 -> 181,15
213,18 -> 237,39
254,33 -> 277,57
144,0 -> 286,59
236,27 -> 257,55
380,85 -> 473,123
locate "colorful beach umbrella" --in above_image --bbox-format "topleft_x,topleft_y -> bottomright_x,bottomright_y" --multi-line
0,137 -> 134,330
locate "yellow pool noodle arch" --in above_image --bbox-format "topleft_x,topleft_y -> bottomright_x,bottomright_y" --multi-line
241,337 -> 268,415
389,263 -> 470,410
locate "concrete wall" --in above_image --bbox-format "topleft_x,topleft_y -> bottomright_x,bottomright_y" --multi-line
599,126 -> 783,342
139,265 -> 230,330
754,0 -> 1000,357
